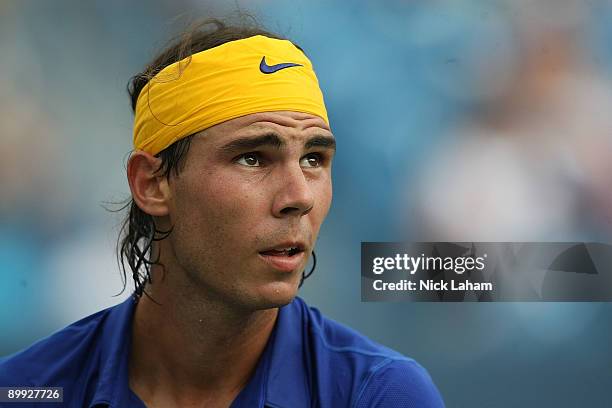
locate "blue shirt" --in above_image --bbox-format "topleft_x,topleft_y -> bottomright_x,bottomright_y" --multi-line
0,296 -> 445,407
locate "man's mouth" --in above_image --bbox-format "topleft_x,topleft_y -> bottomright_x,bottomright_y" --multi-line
259,246 -> 303,257
258,243 -> 306,272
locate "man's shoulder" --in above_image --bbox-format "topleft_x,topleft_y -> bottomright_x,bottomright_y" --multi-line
352,358 -> 446,407
0,304 -> 115,386
290,297 -> 445,407
293,296 -> 408,362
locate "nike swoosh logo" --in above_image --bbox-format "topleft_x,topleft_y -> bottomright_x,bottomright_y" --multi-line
259,56 -> 302,74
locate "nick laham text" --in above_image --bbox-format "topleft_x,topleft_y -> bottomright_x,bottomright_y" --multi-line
373,279 -> 493,292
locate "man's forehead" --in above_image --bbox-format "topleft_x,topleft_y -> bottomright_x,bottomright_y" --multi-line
199,111 -> 333,144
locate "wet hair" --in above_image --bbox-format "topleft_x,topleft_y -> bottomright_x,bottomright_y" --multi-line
117,18 -> 315,299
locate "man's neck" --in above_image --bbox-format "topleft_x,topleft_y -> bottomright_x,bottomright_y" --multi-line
128,277 -> 278,408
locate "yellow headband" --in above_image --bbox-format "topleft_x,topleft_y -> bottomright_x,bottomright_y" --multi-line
133,35 -> 329,155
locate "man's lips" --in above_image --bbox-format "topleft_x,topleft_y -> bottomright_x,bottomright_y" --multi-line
258,242 -> 306,272
258,251 -> 305,273
258,241 -> 306,254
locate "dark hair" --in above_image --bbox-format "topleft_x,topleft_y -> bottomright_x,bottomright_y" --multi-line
117,18 -> 315,299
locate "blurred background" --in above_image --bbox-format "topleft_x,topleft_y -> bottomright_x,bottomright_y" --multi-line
1,0 -> 611,406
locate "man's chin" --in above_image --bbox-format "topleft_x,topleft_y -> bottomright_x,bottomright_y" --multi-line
251,282 -> 299,310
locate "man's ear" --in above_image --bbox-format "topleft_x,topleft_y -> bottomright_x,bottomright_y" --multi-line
127,151 -> 171,216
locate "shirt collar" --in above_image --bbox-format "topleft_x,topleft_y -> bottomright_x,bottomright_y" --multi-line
87,295 -> 312,408
225,297 -> 313,408
264,297 -> 312,408
89,295 -> 140,408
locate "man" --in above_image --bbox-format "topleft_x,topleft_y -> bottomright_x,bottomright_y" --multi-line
0,20 -> 445,407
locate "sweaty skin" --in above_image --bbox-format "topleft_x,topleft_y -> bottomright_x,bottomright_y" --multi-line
126,111 -> 335,407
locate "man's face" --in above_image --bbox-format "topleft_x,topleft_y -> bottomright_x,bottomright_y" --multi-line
162,111 -> 335,309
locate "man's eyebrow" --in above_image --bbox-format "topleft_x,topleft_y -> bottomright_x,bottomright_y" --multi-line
218,132 -> 336,152
219,133 -> 284,152
305,135 -> 336,151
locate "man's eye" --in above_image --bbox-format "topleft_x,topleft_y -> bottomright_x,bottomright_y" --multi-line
301,153 -> 322,168
236,153 -> 261,167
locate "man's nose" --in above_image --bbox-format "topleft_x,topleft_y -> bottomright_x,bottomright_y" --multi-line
272,164 -> 315,218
